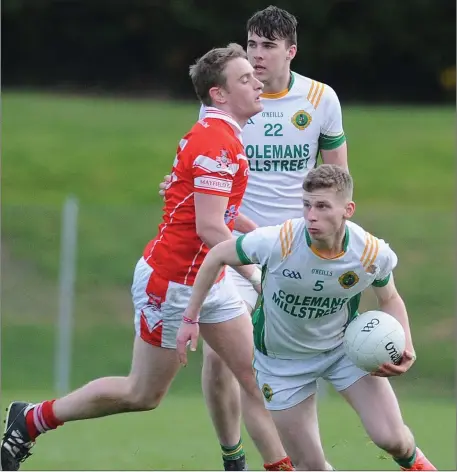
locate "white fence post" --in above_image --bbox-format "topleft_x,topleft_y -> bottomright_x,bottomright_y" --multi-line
54,195 -> 79,395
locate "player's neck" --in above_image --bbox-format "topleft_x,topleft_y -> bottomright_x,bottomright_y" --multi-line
310,225 -> 347,258
211,105 -> 248,129
262,70 -> 292,95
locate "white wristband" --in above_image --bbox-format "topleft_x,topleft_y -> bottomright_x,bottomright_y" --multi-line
247,267 -> 262,286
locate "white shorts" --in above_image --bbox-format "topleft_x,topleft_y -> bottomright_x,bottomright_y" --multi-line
132,257 -> 246,349
253,344 -> 368,410
226,265 -> 259,311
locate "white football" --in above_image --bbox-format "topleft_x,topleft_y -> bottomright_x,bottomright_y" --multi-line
343,310 -> 406,372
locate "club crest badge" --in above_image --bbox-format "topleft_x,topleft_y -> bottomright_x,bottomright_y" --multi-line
338,271 -> 359,289
291,110 -> 312,130
261,383 -> 273,402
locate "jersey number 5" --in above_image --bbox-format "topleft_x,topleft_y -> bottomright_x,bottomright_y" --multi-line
313,280 -> 324,291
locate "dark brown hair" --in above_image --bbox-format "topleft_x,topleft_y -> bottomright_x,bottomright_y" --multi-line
247,6 -> 298,46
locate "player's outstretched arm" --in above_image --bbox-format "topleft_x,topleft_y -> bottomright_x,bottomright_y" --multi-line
176,239 -> 259,365
371,276 -> 417,377
186,239 -> 253,322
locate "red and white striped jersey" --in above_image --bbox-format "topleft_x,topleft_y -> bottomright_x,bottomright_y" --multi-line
143,108 -> 249,285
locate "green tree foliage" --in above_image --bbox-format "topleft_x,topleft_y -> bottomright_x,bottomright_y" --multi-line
3,0 -> 455,102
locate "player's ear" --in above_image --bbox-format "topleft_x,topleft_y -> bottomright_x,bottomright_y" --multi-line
344,201 -> 356,219
287,45 -> 297,61
209,86 -> 227,105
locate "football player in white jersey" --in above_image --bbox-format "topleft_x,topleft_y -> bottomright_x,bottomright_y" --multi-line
177,165 -> 437,472
159,6 -> 347,470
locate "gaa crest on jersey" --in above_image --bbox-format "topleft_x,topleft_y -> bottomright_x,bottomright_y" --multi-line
261,383 -> 273,402
216,150 -> 232,169
224,204 -> 239,224
291,110 -> 312,130
338,271 -> 360,289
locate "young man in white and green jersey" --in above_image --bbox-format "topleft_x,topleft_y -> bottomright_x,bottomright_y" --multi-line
177,164 -> 437,472
161,6 -> 347,470
201,7 -> 347,470
205,7 -> 347,470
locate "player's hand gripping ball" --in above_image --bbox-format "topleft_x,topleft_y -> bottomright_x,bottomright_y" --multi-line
343,310 -> 408,374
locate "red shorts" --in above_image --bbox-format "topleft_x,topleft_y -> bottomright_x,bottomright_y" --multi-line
131,257 -> 246,348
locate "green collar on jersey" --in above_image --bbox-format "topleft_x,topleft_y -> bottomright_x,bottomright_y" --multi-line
288,72 -> 295,91
305,225 -> 350,253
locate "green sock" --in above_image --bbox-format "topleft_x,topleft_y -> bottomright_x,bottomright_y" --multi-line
221,438 -> 245,461
393,448 -> 417,469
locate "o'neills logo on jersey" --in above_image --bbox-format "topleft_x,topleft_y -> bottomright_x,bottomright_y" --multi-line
194,176 -> 233,194
291,110 -> 312,130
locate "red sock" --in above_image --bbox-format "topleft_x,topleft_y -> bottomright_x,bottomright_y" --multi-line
25,400 -> 64,441
264,456 -> 294,471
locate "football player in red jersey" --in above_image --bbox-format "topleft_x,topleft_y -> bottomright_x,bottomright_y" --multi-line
2,44 -> 293,472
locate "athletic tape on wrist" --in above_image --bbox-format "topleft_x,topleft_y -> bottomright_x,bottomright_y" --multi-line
247,267 -> 262,286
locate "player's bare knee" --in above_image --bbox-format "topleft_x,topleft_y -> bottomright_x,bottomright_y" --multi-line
370,425 -> 411,457
130,390 -> 165,411
126,380 -> 166,411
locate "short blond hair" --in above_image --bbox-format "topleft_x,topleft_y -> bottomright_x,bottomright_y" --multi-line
303,164 -> 353,199
189,43 -> 247,106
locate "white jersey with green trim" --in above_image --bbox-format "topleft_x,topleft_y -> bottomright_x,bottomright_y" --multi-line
199,71 -> 346,228
235,218 -> 398,359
